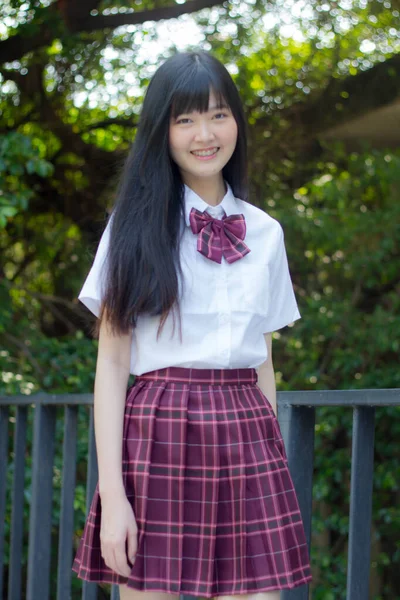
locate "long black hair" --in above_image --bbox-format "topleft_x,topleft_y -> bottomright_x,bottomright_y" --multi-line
96,51 -> 248,338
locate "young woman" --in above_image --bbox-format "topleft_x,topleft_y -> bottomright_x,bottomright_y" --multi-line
72,51 -> 312,600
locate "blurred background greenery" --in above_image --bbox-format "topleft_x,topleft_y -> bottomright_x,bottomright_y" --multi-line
0,0 -> 399,598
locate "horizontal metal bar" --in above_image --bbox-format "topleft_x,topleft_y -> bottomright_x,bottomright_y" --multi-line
0,394 -> 94,407
1,388 -> 399,407
279,388 -> 400,407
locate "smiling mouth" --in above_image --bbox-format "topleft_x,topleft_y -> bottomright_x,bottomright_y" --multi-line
191,147 -> 220,157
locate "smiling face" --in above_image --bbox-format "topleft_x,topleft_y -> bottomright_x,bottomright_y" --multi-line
169,89 -> 238,189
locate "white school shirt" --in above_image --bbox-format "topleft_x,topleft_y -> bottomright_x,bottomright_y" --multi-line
78,184 -> 301,375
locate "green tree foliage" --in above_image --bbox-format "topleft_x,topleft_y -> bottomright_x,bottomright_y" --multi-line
0,132 -> 53,226
0,0 -> 399,598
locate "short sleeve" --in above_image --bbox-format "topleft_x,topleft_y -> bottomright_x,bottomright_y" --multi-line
78,217 -> 112,318
262,224 -> 301,333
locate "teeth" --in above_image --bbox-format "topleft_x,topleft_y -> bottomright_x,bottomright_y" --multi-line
192,148 -> 218,157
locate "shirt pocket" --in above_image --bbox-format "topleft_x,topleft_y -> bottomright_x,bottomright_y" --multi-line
230,262 -> 270,316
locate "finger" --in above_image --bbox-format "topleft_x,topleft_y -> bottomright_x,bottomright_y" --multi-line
100,541 -> 111,568
107,547 -> 126,577
115,544 -> 131,577
103,544 -> 125,578
101,537 -> 114,567
127,527 -> 138,563
103,548 -> 116,573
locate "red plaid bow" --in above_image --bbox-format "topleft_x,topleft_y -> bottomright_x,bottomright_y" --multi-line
189,207 -> 251,264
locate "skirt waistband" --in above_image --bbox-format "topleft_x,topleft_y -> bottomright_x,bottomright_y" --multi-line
135,367 -> 258,385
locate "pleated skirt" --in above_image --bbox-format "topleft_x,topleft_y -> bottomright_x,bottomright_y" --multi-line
72,367 -> 312,596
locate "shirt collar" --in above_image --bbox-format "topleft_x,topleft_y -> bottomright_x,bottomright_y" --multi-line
183,183 -> 239,226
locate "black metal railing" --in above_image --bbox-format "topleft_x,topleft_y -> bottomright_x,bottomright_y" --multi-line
279,389 -> 400,600
0,389 -> 399,600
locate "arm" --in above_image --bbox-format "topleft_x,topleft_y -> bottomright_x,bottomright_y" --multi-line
93,309 -> 137,577
94,308 -> 133,500
256,332 -> 277,416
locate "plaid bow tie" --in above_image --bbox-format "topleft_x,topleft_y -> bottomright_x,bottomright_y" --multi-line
189,207 -> 251,264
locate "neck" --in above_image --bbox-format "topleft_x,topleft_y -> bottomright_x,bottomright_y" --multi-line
182,175 -> 226,206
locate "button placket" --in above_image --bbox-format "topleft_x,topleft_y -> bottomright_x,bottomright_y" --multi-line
216,260 -> 231,365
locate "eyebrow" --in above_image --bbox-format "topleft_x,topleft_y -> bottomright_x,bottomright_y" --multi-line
173,103 -> 229,118
209,103 -> 229,110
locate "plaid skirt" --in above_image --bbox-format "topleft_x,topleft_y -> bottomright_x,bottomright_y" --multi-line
72,367 -> 312,596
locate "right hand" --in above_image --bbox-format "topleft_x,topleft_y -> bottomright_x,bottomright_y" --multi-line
100,492 -> 138,577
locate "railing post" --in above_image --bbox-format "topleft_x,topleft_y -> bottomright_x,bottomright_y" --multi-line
279,400 -> 315,600
26,404 -> 57,600
346,406 -> 375,599
0,406 -> 9,598
57,406 -> 78,600
82,407 -> 99,600
8,406 -> 28,600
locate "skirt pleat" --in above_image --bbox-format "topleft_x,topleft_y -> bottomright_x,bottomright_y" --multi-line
72,367 -> 312,596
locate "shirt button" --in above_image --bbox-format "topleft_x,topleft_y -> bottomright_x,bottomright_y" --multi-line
220,314 -> 229,324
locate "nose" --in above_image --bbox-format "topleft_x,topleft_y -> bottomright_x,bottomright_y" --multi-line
194,119 -> 215,144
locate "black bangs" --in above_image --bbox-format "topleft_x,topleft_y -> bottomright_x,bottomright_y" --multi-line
170,65 -> 228,119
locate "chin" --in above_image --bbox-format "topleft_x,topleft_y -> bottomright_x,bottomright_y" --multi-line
191,160 -> 228,174
191,169 -> 223,180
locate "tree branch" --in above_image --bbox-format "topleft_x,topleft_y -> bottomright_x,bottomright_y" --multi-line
41,297 -> 78,334
251,51 -> 400,185
2,331 -> 45,380
2,279 -> 87,312
0,0 -> 226,65
73,0 -> 226,33
300,53 -> 400,135
81,116 -> 139,132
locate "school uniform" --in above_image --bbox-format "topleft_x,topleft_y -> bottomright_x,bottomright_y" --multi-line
72,184 -> 312,596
